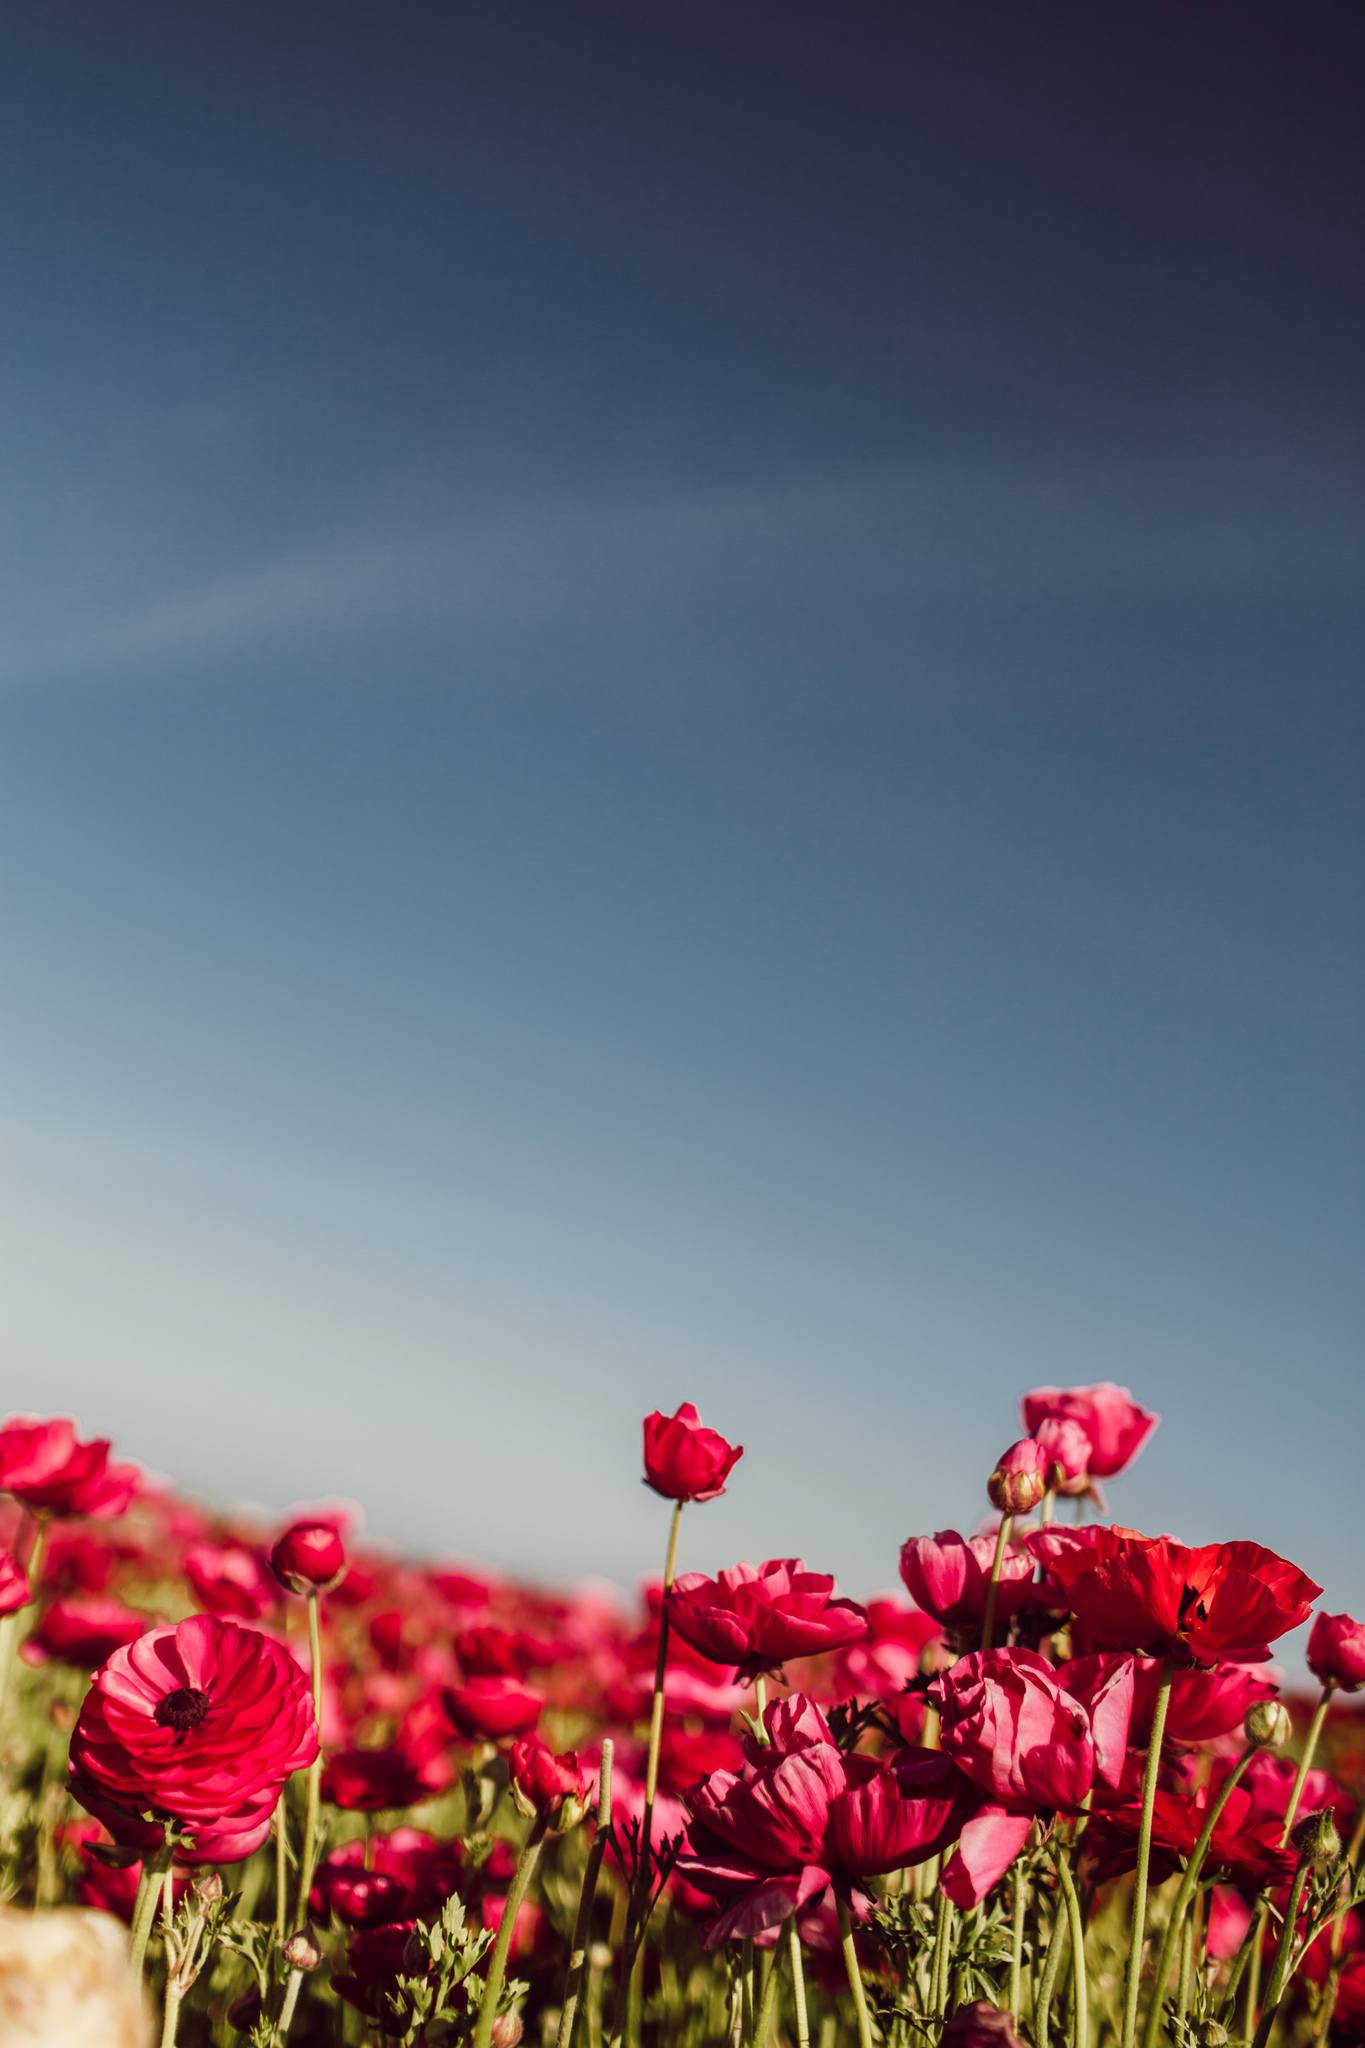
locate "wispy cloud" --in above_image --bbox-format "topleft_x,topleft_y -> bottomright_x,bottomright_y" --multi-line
4,437 -> 1360,688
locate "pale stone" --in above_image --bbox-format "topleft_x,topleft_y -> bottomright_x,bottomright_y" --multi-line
0,1907 -> 149,2046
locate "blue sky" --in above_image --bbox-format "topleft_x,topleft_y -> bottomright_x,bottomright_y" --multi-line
1,4 -> 1361,1633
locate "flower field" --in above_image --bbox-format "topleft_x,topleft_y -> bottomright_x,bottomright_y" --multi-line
0,1390 -> 1361,2048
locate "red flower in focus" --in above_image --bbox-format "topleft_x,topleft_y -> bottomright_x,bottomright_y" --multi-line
25,1595 -> 147,1669
666,1560 -> 868,1681
1042,1527 -> 1320,1665
0,1552 -> 30,1615
0,1416 -> 138,1519
443,1675 -> 543,1742
898,1531 -> 1035,1640
680,1694 -> 967,1945
69,1613 -> 318,1862
508,1736 -> 588,1825
324,1746 -> 431,1814
271,1521 -> 347,1595
929,1648 -> 1124,1905
1308,1611 -> 1365,1692
643,1403 -> 743,1504
1019,1382 -> 1158,1482
1127,1655 -> 1276,1747
184,1540 -> 276,1621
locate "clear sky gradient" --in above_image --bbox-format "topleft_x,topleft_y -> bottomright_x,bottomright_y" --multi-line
1,5 -> 1361,1637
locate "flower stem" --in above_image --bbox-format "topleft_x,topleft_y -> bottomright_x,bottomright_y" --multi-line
1142,1744 -> 1255,2048
1120,1657 -> 1174,2048
273,1793 -> 288,1946
1280,1684 -> 1335,1844
837,1898 -> 874,2048
474,1817 -> 547,2048
979,1514 -> 1014,1652
751,1944 -> 781,2047
787,1918 -> 810,2048
1056,1849 -> 1089,2048
130,1849 -> 172,1980
1250,1856 -> 1313,2048
295,1590 -> 325,1922
159,1980 -> 182,2048
557,1740 -> 613,2048
1034,1892 -> 1068,2048
1008,1857 -> 1028,2019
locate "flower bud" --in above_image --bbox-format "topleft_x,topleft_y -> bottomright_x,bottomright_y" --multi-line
1196,2024 -> 1229,2048
270,1521 -> 347,1595
1291,1808 -> 1342,1870
281,1932 -> 321,1972
194,1871 -> 225,1904
986,1438 -> 1049,1517
1244,1699 -> 1293,1750
490,2016 -> 524,2048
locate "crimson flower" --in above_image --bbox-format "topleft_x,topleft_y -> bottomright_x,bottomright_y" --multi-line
666,1560 -> 867,1682
929,1648 -> 1124,1905
312,1828 -> 464,1928
1019,1382 -> 1158,1482
898,1531 -> 1035,1640
184,1539 -> 277,1621
271,1521 -> 347,1594
442,1675 -> 543,1741
69,1613 -> 318,1862
941,2006 -> 1028,2048
1127,1655 -> 1276,1746
1308,1611 -> 1365,1692
324,1746 -> 431,1814
680,1694 -> 967,1944
25,1595 -> 147,1669
1086,1779 -> 1296,1891
643,1403 -> 743,1504
0,1552 -> 30,1615
1041,1526 -> 1320,1665
0,1415 -> 138,1519
508,1736 -> 588,1825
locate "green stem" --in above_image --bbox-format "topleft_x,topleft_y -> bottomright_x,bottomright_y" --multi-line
159,1981 -> 182,2048
752,1945 -> 781,2047
295,1590 -> 325,1921
273,1793 -> 288,1946
787,1918 -> 810,2048
1034,1892 -> 1069,2048
837,1898 -> 874,2048
1142,1745 -> 1256,2048
1008,1857 -> 1028,2019
930,1889 -> 953,2021
1250,1858 -> 1313,2048
1056,1850 -> 1089,2048
473,1818 -> 547,2048
129,1850 -> 172,1979
1120,1659 -> 1174,2048
557,1741 -> 613,2048
1281,1686 -> 1335,1844
979,1513 -> 1014,1652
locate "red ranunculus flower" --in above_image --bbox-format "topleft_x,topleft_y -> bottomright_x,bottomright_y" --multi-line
0,1416 -> 138,1519
1085,1778 -> 1296,1892
642,1403 -> 743,1504
1308,1611 -> 1365,1692
271,1521 -> 347,1594
1019,1383 -> 1158,1481
0,1552 -> 30,1615
184,1539 -> 277,1621
324,1746 -> 431,1814
508,1737 -> 588,1824
69,1613 -> 318,1863
941,2005 -> 1029,2048
666,1560 -> 867,1682
25,1595 -> 147,1669
1127,1655 -> 1276,1746
680,1693 -> 967,1945
1042,1527 -> 1320,1665
929,1648 -> 1119,1905
898,1531 -> 1035,1640
442,1675 -> 543,1742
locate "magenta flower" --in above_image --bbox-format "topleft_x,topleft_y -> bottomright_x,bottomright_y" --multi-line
666,1560 -> 867,1682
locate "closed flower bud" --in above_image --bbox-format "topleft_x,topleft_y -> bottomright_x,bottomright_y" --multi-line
194,1872 -> 225,1904
1292,1808 -> 1342,1870
986,1439 -> 1049,1517
1244,1699 -> 1293,1750
282,1931 -> 321,1971
490,2016 -> 524,2048
1196,2024 -> 1229,2048
270,1522 -> 347,1595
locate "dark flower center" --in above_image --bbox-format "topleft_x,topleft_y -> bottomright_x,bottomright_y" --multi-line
155,1686 -> 211,1736
1178,1583 -> 1209,1628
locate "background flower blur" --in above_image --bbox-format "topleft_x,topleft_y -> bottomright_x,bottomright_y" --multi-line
1,2 -> 1361,1630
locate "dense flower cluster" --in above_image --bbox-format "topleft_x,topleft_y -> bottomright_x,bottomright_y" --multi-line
0,1388 -> 1358,2048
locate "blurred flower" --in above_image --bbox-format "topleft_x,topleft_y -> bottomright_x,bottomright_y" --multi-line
184,1538 -> 276,1620
271,1521 -> 347,1594
25,1596 -> 147,1670
1018,1382 -> 1158,1481
0,1417 -> 138,1520
1308,1610 -> 1365,1692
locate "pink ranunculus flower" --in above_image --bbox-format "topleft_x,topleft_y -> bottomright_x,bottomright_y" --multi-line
665,1560 -> 867,1681
1307,1611 -> 1365,1692
0,1415 -> 139,1519
680,1694 -> 968,1945
25,1595 -> 148,1670
1018,1383 -> 1158,1482
898,1531 -> 1035,1640
69,1613 -> 318,1863
1128,1656 -> 1276,1747
184,1539 -> 277,1621
987,1439 -> 1050,1517
642,1403 -> 743,1504
271,1521 -> 347,1595
442,1675 -> 543,1742
0,1551 -> 31,1615
1033,1417 -> 1093,1497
